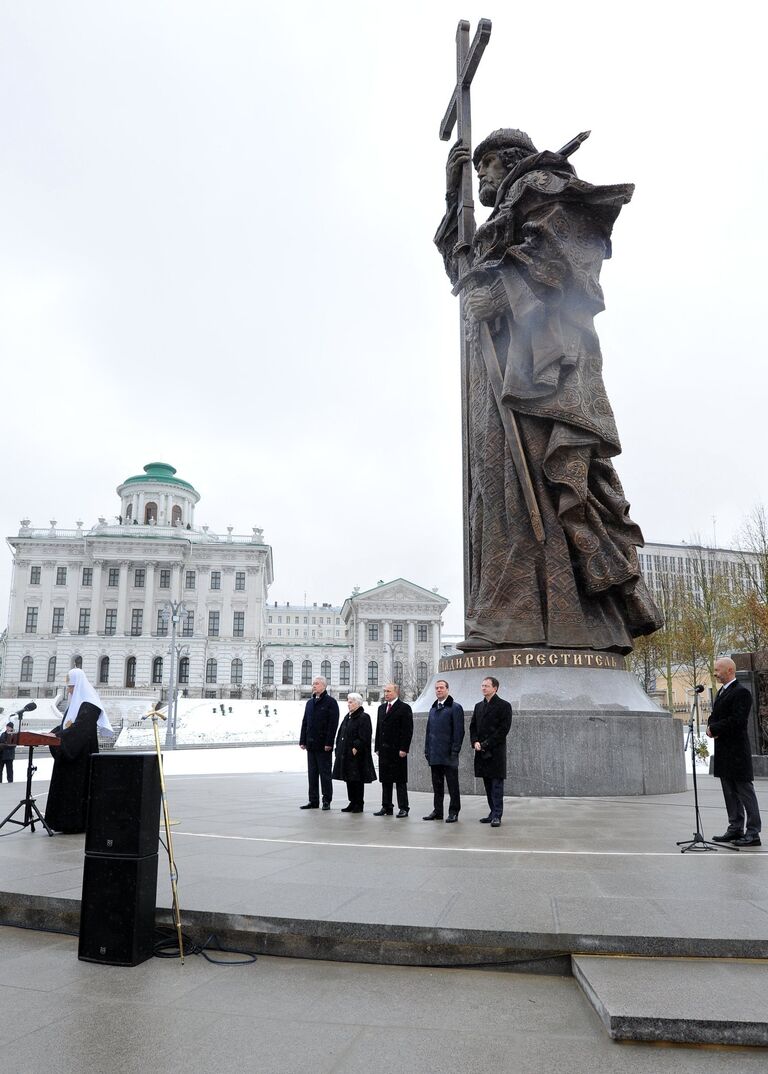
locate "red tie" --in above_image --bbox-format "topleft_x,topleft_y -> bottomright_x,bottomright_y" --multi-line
386,703 -> 392,713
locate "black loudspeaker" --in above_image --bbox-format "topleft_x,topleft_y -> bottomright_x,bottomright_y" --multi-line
85,752 -> 161,858
78,853 -> 158,966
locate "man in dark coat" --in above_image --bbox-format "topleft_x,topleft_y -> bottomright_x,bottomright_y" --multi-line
707,657 -> 762,846
0,721 -> 15,783
423,679 -> 465,823
470,676 -> 513,828
373,683 -> 413,817
299,675 -> 339,810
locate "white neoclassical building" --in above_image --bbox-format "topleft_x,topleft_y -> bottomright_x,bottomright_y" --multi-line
2,462 -> 273,699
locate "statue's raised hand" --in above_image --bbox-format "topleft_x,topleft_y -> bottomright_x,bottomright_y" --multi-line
446,139 -> 471,196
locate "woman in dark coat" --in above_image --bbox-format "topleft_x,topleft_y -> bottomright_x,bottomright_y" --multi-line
332,693 -> 377,813
45,668 -> 113,834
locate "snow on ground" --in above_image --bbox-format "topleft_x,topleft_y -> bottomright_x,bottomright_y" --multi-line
115,697 -> 304,748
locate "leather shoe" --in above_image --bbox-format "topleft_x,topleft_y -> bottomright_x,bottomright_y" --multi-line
445,814 -> 459,823
479,815 -> 492,824
340,804 -> 354,812
422,811 -> 443,820
373,808 -> 393,816
321,803 -> 331,811
396,809 -> 409,818
350,807 -> 364,813
300,803 -> 319,810
712,831 -> 742,842
490,817 -> 501,828
732,834 -> 761,846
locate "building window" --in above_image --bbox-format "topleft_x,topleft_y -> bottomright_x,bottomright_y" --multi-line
235,571 -> 246,591
159,569 -> 171,589
125,656 -> 136,688
152,656 -> 164,684
340,660 -> 350,686
78,609 -> 90,635
105,609 -> 117,635
47,655 -> 57,683
172,505 -> 182,526
393,660 -> 403,684
206,658 -> 218,684
210,571 -> 221,590
50,607 -> 64,633
321,659 -> 332,683
417,662 -> 428,689
131,609 -> 143,636
208,611 -> 220,637
182,611 -> 194,637
231,658 -> 243,685
263,659 -> 275,686
108,568 -> 119,587
233,611 -> 245,638
98,656 -> 109,685
185,570 -> 196,590
393,624 -> 403,642
82,567 -> 93,587
282,659 -> 293,685
301,659 -> 313,685
26,607 -> 39,633
157,611 -> 168,636
417,624 -> 428,643
30,566 -> 41,585
134,568 -> 145,588
144,502 -> 157,524
56,567 -> 67,586
367,661 -> 378,686
178,656 -> 189,685
21,656 -> 33,681
368,623 -> 379,642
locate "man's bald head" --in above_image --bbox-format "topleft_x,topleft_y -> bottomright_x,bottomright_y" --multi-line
714,658 -> 736,685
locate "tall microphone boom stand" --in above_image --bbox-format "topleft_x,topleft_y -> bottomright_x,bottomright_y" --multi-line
677,684 -> 738,853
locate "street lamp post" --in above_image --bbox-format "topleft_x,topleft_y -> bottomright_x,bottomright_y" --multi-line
161,600 -> 185,748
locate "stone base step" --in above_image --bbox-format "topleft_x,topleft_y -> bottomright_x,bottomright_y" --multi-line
572,954 -> 768,1046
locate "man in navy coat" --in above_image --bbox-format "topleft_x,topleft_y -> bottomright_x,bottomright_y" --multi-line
423,679 -> 465,823
707,657 -> 762,846
299,675 -> 339,810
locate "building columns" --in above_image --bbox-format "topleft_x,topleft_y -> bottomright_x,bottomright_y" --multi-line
116,561 -> 130,635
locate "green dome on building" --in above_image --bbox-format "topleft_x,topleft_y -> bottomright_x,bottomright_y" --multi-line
119,462 -> 199,496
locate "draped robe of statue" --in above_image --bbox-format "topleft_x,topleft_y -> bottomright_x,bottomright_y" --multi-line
435,149 -> 662,653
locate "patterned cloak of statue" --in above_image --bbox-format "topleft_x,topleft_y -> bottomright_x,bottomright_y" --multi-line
435,134 -> 662,653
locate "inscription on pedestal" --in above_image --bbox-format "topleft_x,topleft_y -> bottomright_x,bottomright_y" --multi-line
438,649 -> 626,673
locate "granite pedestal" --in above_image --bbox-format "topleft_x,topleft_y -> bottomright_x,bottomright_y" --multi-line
410,648 -> 686,797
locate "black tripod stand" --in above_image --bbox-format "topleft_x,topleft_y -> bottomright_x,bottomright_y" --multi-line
0,713 -> 55,837
677,684 -> 737,853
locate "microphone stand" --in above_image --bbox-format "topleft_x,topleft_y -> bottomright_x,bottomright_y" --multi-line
0,707 -> 55,837
677,685 -> 737,853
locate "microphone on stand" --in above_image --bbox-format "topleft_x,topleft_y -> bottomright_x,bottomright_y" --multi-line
10,701 -> 37,718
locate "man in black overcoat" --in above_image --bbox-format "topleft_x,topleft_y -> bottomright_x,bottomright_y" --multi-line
470,676 -> 513,828
0,721 -> 15,782
707,657 -> 762,846
299,675 -> 339,810
373,683 -> 413,817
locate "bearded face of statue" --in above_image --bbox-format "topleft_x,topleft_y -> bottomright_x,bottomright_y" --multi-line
476,151 -> 508,206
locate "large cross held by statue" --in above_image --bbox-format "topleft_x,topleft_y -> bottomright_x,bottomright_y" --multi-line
439,18 -> 545,610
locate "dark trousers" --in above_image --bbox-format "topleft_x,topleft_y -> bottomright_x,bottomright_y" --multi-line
381,781 -> 409,812
346,780 -> 365,809
0,760 -> 12,783
430,765 -> 460,816
483,777 -> 505,819
307,749 -> 333,806
721,777 -> 762,835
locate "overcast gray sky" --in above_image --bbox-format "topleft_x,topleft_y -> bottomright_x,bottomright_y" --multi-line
1,1 -> 766,635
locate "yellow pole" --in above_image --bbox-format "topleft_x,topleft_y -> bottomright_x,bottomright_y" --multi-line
145,704 -> 184,963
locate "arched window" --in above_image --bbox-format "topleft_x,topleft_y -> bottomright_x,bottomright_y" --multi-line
282,659 -> 293,685
393,660 -> 403,685
171,505 -> 182,526
20,656 -> 33,681
231,658 -> 243,685
206,658 -> 217,684
98,656 -> 110,685
263,659 -> 274,686
367,660 -> 378,686
301,659 -> 313,685
178,656 -> 189,685
340,660 -> 350,686
125,503 -> 133,520
152,656 -> 164,684
125,656 -> 136,688
47,655 -> 57,683
416,661 -> 428,690
321,659 -> 332,683
144,501 -> 157,524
